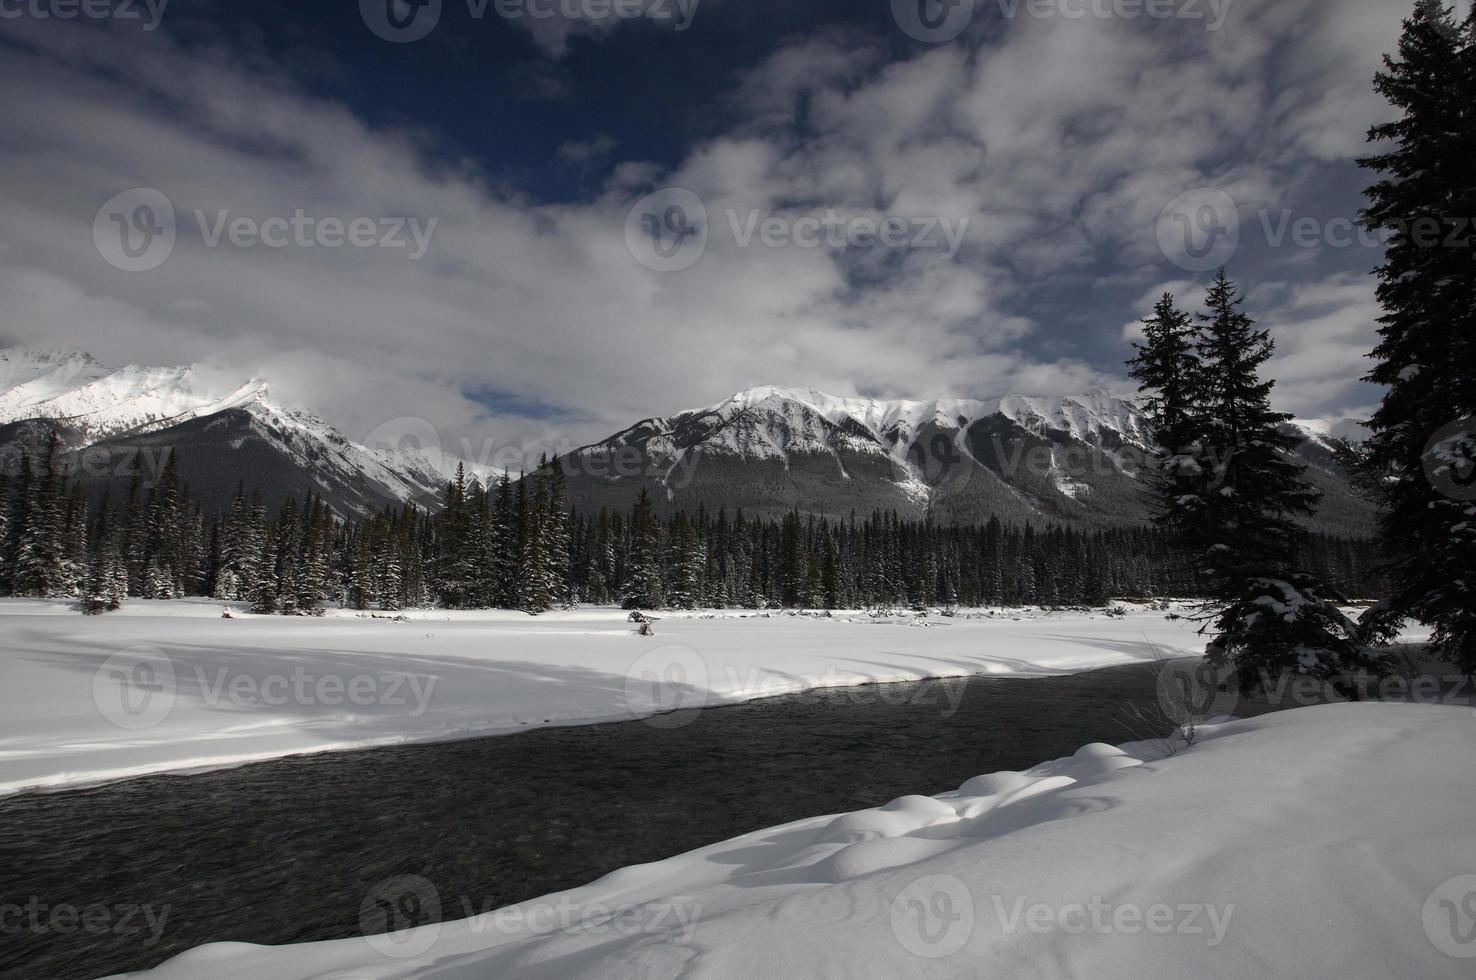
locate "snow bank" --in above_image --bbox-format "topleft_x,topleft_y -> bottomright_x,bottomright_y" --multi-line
113,702 -> 1476,979
0,598 -> 1209,796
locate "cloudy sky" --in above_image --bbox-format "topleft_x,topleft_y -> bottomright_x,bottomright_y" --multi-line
0,0 -> 1438,462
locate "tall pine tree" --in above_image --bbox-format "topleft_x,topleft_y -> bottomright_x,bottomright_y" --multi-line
1358,0 -> 1476,670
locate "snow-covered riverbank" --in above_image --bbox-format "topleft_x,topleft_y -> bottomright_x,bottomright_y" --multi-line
113,701 -> 1476,979
1,598 -> 1209,796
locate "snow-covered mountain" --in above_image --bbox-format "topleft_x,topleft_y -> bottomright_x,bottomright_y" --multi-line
0,353 -> 1374,533
0,346 -> 270,444
563,384 -> 1375,535
0,346 -> 467,516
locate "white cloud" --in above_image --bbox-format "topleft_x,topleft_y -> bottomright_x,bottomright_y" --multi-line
0,0 -> 1410,462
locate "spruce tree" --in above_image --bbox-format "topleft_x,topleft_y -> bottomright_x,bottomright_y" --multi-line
1358,0 -> 1476,670
1193,272 -> 1372,689
251,525 -> 279,614
623,488 -> 663,609
1128,293 -> 1209,545
543,457 -> 573,607
12,434 -> 70,598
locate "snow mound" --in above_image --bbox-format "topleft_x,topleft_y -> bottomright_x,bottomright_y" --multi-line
115,702 -> 1476,980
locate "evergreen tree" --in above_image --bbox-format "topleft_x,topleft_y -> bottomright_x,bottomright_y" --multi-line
623,488 -> 663,609
543,458 -> 573,607
1192,272 -> 1373,689
1358,0 -> 1476,670
250,522 -> 279,614
1128,293 -> 1210,542
12,434 -> 70,598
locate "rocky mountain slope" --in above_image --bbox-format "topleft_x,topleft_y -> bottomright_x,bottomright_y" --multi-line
0,349 -> 1376,534
561,385 -> 1376,536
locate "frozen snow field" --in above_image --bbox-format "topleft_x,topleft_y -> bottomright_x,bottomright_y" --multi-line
0,598 -> 1207,796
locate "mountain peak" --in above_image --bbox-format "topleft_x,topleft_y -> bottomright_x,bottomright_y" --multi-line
0,344 -> 102,365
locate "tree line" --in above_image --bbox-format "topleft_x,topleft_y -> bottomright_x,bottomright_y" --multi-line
0,435 -> 1384,614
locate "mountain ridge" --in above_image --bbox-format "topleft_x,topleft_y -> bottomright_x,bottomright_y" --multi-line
0,348 -> 1376,534
562,383 -> 1374,535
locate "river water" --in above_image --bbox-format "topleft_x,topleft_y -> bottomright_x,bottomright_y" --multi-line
0,659 -> 1293,980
